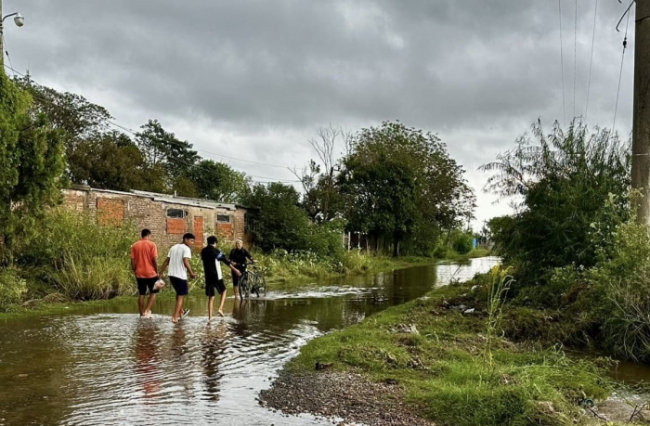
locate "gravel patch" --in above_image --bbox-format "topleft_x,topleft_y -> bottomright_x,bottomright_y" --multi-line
259,370 -> 435,426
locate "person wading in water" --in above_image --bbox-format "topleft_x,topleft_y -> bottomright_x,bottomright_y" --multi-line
200,235 -> 241,322
160,233 -> 197,323
131,229 -> 161,318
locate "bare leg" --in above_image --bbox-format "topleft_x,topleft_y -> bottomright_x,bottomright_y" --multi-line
138,295 -> 145,316
234,286 -> 240,300
172,295 -> 184,323
208,296 -> 215,322
218,290 -> 227,316
144,293 -> 157,316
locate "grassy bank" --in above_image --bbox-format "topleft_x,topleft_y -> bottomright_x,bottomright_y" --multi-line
281,274 -> 615,426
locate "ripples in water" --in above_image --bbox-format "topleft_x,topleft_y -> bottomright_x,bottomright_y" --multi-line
0,258 -> 499,426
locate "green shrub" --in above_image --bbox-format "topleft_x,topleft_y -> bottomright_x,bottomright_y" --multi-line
588,221 -> 650,361
0,267 -> 27,310
481,122 -> 630,287
17,208 -> 136,300
451,233 -> 473,255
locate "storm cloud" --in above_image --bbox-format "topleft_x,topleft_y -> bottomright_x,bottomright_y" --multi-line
3,0 -> 635,225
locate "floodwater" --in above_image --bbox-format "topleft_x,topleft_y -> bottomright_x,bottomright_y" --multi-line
0,257 -> 499,426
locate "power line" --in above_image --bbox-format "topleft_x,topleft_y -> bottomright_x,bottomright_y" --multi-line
557,0 -> 566,126
612,6 -> 632,139
584,0 -> 598,123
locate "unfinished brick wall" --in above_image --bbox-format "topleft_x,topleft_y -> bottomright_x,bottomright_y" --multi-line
166,218 -> 186,235
61,188 -> 249,252
193,216 -> 204,250
63,191 -> 86,212
97,198 -> 125,225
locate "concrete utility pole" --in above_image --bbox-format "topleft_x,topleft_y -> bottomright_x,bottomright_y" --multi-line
633,0 -> 650,224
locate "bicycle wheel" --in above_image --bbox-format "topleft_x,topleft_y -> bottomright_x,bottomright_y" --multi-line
239,273 -> 250,299
252,274 -> 260,298
257,275 -> 267,297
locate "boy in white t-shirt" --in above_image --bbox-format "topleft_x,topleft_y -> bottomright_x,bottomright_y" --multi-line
160,233 -> 197,323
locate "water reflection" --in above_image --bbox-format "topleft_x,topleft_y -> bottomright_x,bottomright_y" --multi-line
201,323 -> 227,401
0,258 -> 499,426
133,323 -> 162,401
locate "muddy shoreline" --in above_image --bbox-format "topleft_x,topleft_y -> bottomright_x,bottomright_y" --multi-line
259,370 -> 434,426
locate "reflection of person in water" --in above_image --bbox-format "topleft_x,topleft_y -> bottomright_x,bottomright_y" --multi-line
170,324 -> 195,399
134,323 -> 161,401
201,322 -> 227,401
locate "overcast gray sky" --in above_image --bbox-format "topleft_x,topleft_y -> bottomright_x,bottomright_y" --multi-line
2,0 -> 635,228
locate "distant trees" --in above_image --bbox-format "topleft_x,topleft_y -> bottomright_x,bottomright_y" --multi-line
338,122 -> 474,256
187,160 -> 251,203
8,77 -> 478,259
250,122 -> 476,257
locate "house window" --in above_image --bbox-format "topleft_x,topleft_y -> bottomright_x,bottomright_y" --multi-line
217,214 -> 231,223
167,208 -> 185,219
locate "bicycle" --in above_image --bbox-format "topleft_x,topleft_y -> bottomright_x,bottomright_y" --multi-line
238,263 -> 267,299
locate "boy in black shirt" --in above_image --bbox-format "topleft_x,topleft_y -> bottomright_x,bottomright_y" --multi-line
201,236 -> 241,322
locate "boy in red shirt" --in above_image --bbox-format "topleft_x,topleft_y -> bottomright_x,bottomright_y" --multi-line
131,229 -> 161,318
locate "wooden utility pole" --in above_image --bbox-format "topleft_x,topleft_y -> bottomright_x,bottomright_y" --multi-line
0,0 -> 4,69
633,0 -> 650,224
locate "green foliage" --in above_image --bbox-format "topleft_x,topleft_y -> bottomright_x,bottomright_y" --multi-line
17,208 -> 136,300
451,232 -> 473,255
0,72 -> 66,263
0,268 -> 27,311
136,119 -> 199,194
187,159 -> 250,203
481,121 -> 630,287
288,283 -> 609,426
14,76 -> 112,150
67,131 -> 148,191
339,121 -> 474,257
242,182 -> 344,258
587,222 -> 650,362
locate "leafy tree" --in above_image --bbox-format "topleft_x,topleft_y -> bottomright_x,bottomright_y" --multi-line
242,183 -> 311,251
67,131 -> 147,191
480,121 -> 630,284
14,77 -> 111,150
339,121 -> 473,256
187,160 -> 251,203
136,119 -> 199,186
0,73 -> 66,263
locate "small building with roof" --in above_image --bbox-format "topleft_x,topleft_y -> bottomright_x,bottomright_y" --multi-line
62,185 -> 253,251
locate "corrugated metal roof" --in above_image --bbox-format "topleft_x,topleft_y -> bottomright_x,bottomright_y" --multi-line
70,187 -> 238,210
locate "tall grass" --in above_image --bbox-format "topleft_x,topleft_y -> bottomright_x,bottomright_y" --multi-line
485,271 -> 513,371
18,208 -> 136,300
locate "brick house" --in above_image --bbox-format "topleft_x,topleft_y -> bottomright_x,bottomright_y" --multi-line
63,185 -> 252,251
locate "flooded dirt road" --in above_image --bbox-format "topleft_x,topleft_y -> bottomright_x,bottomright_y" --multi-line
0,258 -> 499,426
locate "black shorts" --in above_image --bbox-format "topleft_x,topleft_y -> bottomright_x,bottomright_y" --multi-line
231,267 -> 246,286
205,279 -> 226,297
169,276 -> 189,296
136,277 -> 160,296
